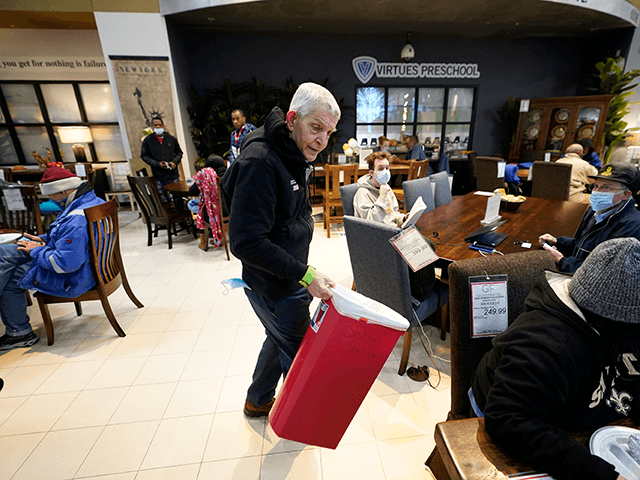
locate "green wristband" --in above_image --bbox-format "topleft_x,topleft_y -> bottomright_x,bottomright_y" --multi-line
299,265 -> 316,288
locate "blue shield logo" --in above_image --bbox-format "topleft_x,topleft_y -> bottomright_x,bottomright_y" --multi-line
352,56 -> 377,84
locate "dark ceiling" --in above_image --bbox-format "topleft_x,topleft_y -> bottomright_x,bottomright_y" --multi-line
167,0 -> 633,38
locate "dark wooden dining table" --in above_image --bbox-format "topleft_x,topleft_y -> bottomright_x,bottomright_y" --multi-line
432,416 -> 639,480
415,192 -> 588,261
165,180 -> 195,197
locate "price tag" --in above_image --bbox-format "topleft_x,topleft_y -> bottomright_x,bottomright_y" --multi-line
469,274 -> 508,338
519,99 -> 530,112
497,161 -> 506,178
75,164 -> 87,177
2,188 -> 26,211
544,152 -> 551,162
389,225 -> 438,272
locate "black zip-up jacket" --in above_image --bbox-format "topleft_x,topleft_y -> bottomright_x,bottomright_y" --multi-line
555,198 -> 640,273
472,271 -> 640,480
221,107 -> 313,298
140,133 -> 183,180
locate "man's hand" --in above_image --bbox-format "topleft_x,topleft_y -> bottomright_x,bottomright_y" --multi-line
541,242 -> 563,263
168,162 -> 176,170
160,161 -> 169,169
22,233 -> 44,244
306,270 -> 335,300
538,234 -> 557,246
17,237 -> 45,253
379,184 -> 393,202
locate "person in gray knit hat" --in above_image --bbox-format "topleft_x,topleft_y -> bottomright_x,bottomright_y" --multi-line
471,237 -> 640,480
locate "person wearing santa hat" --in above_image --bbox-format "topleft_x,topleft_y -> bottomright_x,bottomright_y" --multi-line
0,167 -> 104,351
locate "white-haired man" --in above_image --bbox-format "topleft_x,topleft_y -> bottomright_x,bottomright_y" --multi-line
222,83 -> 339,417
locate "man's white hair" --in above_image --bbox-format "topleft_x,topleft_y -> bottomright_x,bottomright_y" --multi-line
289,83 -> 341,120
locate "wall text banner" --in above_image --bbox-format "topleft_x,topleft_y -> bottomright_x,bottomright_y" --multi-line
352,56 -> 480,84
110,57 -> 176,175
0,57 -> 107,81
540,0 -> 640,27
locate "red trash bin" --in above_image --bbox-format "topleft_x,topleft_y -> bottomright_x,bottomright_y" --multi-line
269,284 -> 410,449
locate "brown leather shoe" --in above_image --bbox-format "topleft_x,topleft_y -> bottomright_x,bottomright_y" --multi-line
243,398 -> 275,418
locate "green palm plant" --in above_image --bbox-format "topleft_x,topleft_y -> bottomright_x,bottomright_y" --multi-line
587,58 -> 640,163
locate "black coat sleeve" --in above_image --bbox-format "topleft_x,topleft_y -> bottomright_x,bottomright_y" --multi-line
140,137 -> 161,169
483,322 -> 618,480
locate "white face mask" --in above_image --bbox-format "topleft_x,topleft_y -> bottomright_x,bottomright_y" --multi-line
153,128 -> 164,136
376,169 -> 391,185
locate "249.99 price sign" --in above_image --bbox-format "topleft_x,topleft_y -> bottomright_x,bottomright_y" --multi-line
469,275 -> 508,338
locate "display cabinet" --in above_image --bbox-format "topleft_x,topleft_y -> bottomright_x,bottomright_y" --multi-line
508,95 -> 615,162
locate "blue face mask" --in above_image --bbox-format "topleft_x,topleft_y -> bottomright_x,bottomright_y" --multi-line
153,128 -> 164,136
589,191 -> 616,212
376,169 -> 391,185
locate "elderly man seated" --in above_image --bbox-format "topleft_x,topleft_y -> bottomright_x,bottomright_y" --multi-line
0,167 -> 104,351
557,143 -> 598,203
353,151 -> 436,302
471,237 -> 640,480
539,163 -> 640,273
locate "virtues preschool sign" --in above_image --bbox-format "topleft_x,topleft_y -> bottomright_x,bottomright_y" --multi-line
352,56 -> 480,84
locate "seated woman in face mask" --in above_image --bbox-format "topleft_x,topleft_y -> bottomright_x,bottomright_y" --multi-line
353,151 -> 436,302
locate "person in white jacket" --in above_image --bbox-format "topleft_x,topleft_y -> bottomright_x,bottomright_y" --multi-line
353,151 -> 406,227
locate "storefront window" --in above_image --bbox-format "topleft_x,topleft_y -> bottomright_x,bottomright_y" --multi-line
0,128 -> 19,165
41,84 -> 82,123
0,81 -> 123,164
2,84 -> 44,124
80,84 -> 118,123
356,85 -> 476,154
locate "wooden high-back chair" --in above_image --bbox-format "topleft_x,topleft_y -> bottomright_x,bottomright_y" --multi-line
0,186 -> 44,235
531,161 -> 572,201
127,175 -> 196,249
34,199 -> 144,345
321,163 -> 359,238
475,157 -> 506,192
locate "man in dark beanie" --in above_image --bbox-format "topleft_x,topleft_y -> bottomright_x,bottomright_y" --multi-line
0,167 -> 104,351
539,162 -> 640,273
472,237 -> 640,480
577,137 -> 602,169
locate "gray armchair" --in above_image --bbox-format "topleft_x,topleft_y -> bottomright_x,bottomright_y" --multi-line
339,183 -> 360,217
403,177 -> 436,213
343,216 -> 448,375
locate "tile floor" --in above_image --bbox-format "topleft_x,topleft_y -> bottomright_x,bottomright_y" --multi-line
0,209 -> 451,480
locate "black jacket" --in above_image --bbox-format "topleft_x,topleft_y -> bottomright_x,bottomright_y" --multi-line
556,198 -> 640,273
472,272 -> 640,480
221,107 -> 313,298
140,133 -> 182,180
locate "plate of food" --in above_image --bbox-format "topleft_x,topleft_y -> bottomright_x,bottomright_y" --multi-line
551,125 -> 566,139
555,109 -> 570,123
590,426 -> 640,480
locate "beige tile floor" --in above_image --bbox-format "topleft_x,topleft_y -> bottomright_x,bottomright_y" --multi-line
0,209 -> 451,480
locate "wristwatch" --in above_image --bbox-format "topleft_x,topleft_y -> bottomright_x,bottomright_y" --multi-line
299,265 -> 316,288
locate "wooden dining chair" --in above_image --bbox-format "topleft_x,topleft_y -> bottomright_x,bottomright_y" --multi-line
393,159 -> 429,210
202,176 -> 230,260
530,161 -> 572,201
0,186 -> 44,235
34,199 -> 144,345
127,175 -> 196,249
321,163 -> 359,238
475,156 -> 506,192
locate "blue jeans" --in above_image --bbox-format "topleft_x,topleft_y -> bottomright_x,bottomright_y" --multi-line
245,286 -> 312,406
0,245 -> 33,336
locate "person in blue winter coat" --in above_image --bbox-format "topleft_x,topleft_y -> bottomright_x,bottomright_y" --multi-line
0,167 -> 104,351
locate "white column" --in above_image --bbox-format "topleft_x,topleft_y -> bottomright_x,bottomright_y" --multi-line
94,12 -> 192,177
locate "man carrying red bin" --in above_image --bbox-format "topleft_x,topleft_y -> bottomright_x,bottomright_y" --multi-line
222,83 -> 341,417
